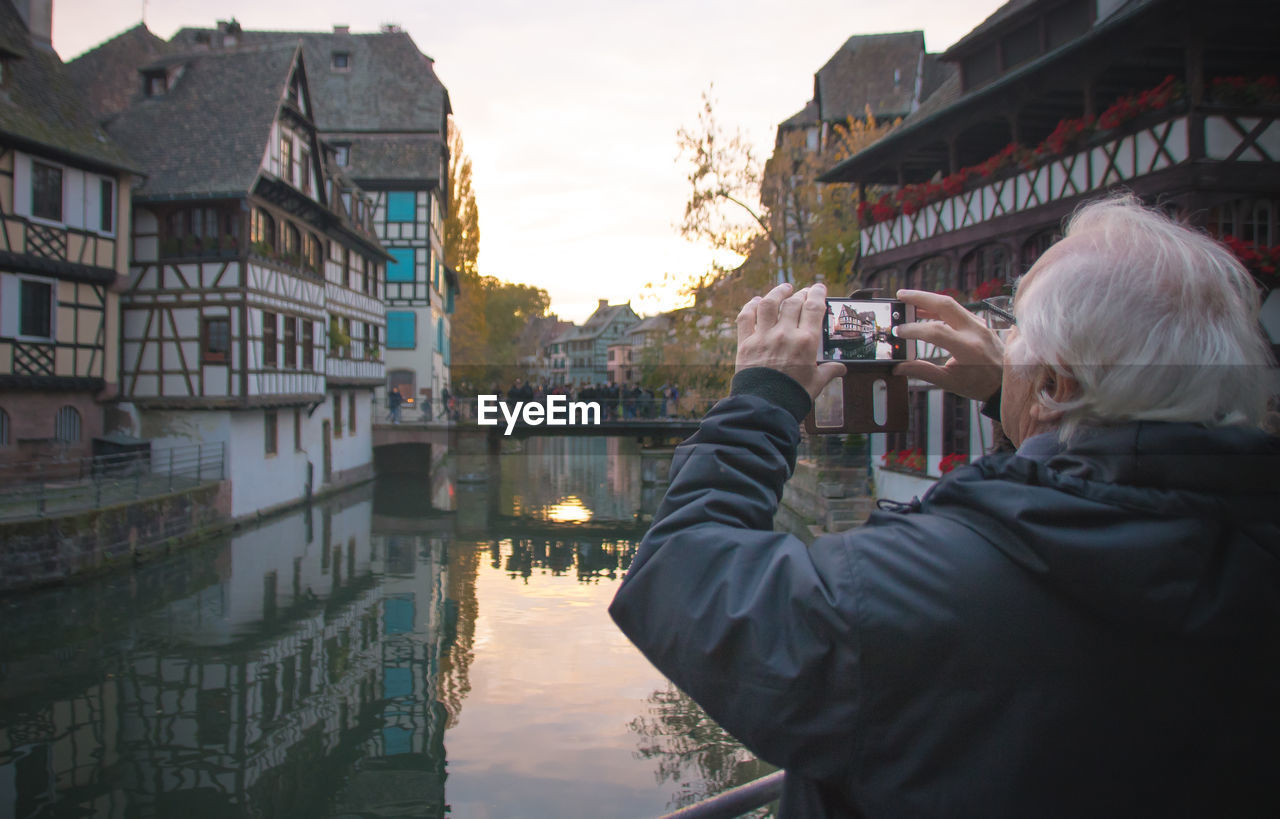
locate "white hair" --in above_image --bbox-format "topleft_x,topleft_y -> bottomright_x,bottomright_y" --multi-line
1009,193 -> 1276,439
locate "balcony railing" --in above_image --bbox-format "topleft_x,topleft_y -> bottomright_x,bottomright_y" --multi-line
861,107 -> 1279,259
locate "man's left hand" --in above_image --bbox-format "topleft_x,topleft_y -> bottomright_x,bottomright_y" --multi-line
736,282 -> 846,401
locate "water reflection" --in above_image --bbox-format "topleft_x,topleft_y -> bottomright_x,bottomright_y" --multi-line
630,684 -> 779,815
0,436 -> 757,818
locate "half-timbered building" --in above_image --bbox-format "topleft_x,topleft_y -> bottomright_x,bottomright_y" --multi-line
820,0 -> 1280,503
97,42 -> 389,516
0,0 -> 137,467
166,23 -> 460,420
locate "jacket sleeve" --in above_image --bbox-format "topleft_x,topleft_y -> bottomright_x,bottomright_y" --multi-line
608,377 -> 865,781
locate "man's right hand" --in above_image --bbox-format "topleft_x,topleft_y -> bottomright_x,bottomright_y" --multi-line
893,289 -> 1004,401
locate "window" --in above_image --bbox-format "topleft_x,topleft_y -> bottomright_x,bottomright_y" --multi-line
32,162 -> 63,221
386,247 -> 415,282
332,51 -> 350,70
960,244 -> 1011,295
143,72 -> 167,96
265,411 -> 278,456
334,143 -> 350,167
1021,231 -> 1059,274
283,223 -> 301,262
333,394 -> 342,437
342,248 -> 351,289
0,407 -> 9,447
348,393 -> 356,433
251,208 -> 276,252
99,179 -> 114,232
55,406 -> 81,443
19,279 -> 53,339
907,255 -> 953,292
302,321 -> 315,371
387,191 -> 416,223
386,311 -> 416,349
262,311 -> 278,368
283,316 -> 298,369
299,149 -> 311,194
202,316 -> 231,363
306,234 -> 323,274
941,392 -> 971,457
363,256 -> 373,294
294,410 -> 302,451
280,134 -> 294,184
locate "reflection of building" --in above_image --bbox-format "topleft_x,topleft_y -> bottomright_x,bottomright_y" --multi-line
0,0 -> 136,469
0,491 -> 454,818
821,0 -> 1280,502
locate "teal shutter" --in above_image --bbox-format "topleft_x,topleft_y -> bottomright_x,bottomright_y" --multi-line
387,312 -> 416,348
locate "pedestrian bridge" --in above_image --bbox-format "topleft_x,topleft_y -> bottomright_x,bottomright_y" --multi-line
371,417 -> 702,451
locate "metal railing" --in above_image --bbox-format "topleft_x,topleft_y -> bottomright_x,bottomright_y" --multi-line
660,771 -> 785,818
0,442 -> 226,522
392,395 -> 721,425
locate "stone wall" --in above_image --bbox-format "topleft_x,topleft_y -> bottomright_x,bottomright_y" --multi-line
0,482 -> 230,593
775,459 -> 874,543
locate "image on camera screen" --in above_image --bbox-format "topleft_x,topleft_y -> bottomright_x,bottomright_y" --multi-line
822,300 -> 901,362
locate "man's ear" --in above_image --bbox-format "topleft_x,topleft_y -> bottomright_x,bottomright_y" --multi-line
1030,366 -> 1078,423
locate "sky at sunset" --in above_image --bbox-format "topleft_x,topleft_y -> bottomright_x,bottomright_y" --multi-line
53,0 -> 1001,322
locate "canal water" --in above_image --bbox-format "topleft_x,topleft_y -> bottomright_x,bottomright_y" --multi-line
0,437 -> 774,818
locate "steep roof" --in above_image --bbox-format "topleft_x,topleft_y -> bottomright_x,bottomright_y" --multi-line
941,0 -> 1041,59
104,43 -> 298,198
65,23 -> 172,122
344,135 -> 444,186
779,99 -> 819,132
626,315 -> 671,337
815,31 -> 928,122
0,0 -> 135,172
580,302 -> 638,339
169,27 -> 449,134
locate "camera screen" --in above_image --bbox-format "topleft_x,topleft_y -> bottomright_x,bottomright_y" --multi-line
822,299 -> 908,362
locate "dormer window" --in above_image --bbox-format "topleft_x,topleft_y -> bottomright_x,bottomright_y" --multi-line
143,70 -> 167,96
894,68 -> 901,86
332,51 -> 350,71
334,143 -> 350,167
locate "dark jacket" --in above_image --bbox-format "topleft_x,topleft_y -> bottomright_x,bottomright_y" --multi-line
609,370 -> 1280,818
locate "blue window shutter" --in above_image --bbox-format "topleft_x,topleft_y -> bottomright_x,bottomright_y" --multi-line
446,287 -> 454,314
387,191 -> 415,223
436,317 -> 444,350
387,312 -> 416,349
386,247 -> 415,282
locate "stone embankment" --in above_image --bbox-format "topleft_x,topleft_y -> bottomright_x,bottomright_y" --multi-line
775,459 -> 874,542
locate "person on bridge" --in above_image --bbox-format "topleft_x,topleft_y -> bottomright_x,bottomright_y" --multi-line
609,195 -> 1280,818
387,387 -> 402,424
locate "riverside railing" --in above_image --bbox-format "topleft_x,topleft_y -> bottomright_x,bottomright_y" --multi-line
660,771 -> 785,818
0,442 -> 226,522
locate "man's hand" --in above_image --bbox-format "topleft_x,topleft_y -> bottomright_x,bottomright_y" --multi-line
893,289 -> 1003,401
736,282 -> 846,401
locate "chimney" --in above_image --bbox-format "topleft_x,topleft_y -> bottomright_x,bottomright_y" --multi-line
14,0 -> 53,49
333,24 -> 351,35
598,299 -> 609,310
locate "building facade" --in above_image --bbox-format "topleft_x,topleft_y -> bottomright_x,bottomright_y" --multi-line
0,0 -> 136,469
820,0 -> 1280,502
89,42 -> 388,517
544,300 -> 640,386
166,23 -> 459,420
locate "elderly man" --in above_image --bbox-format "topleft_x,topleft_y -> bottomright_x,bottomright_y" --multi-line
609,196 -> 1279,818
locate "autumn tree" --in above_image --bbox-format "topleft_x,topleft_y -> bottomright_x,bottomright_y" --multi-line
762,107 -> 900,290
